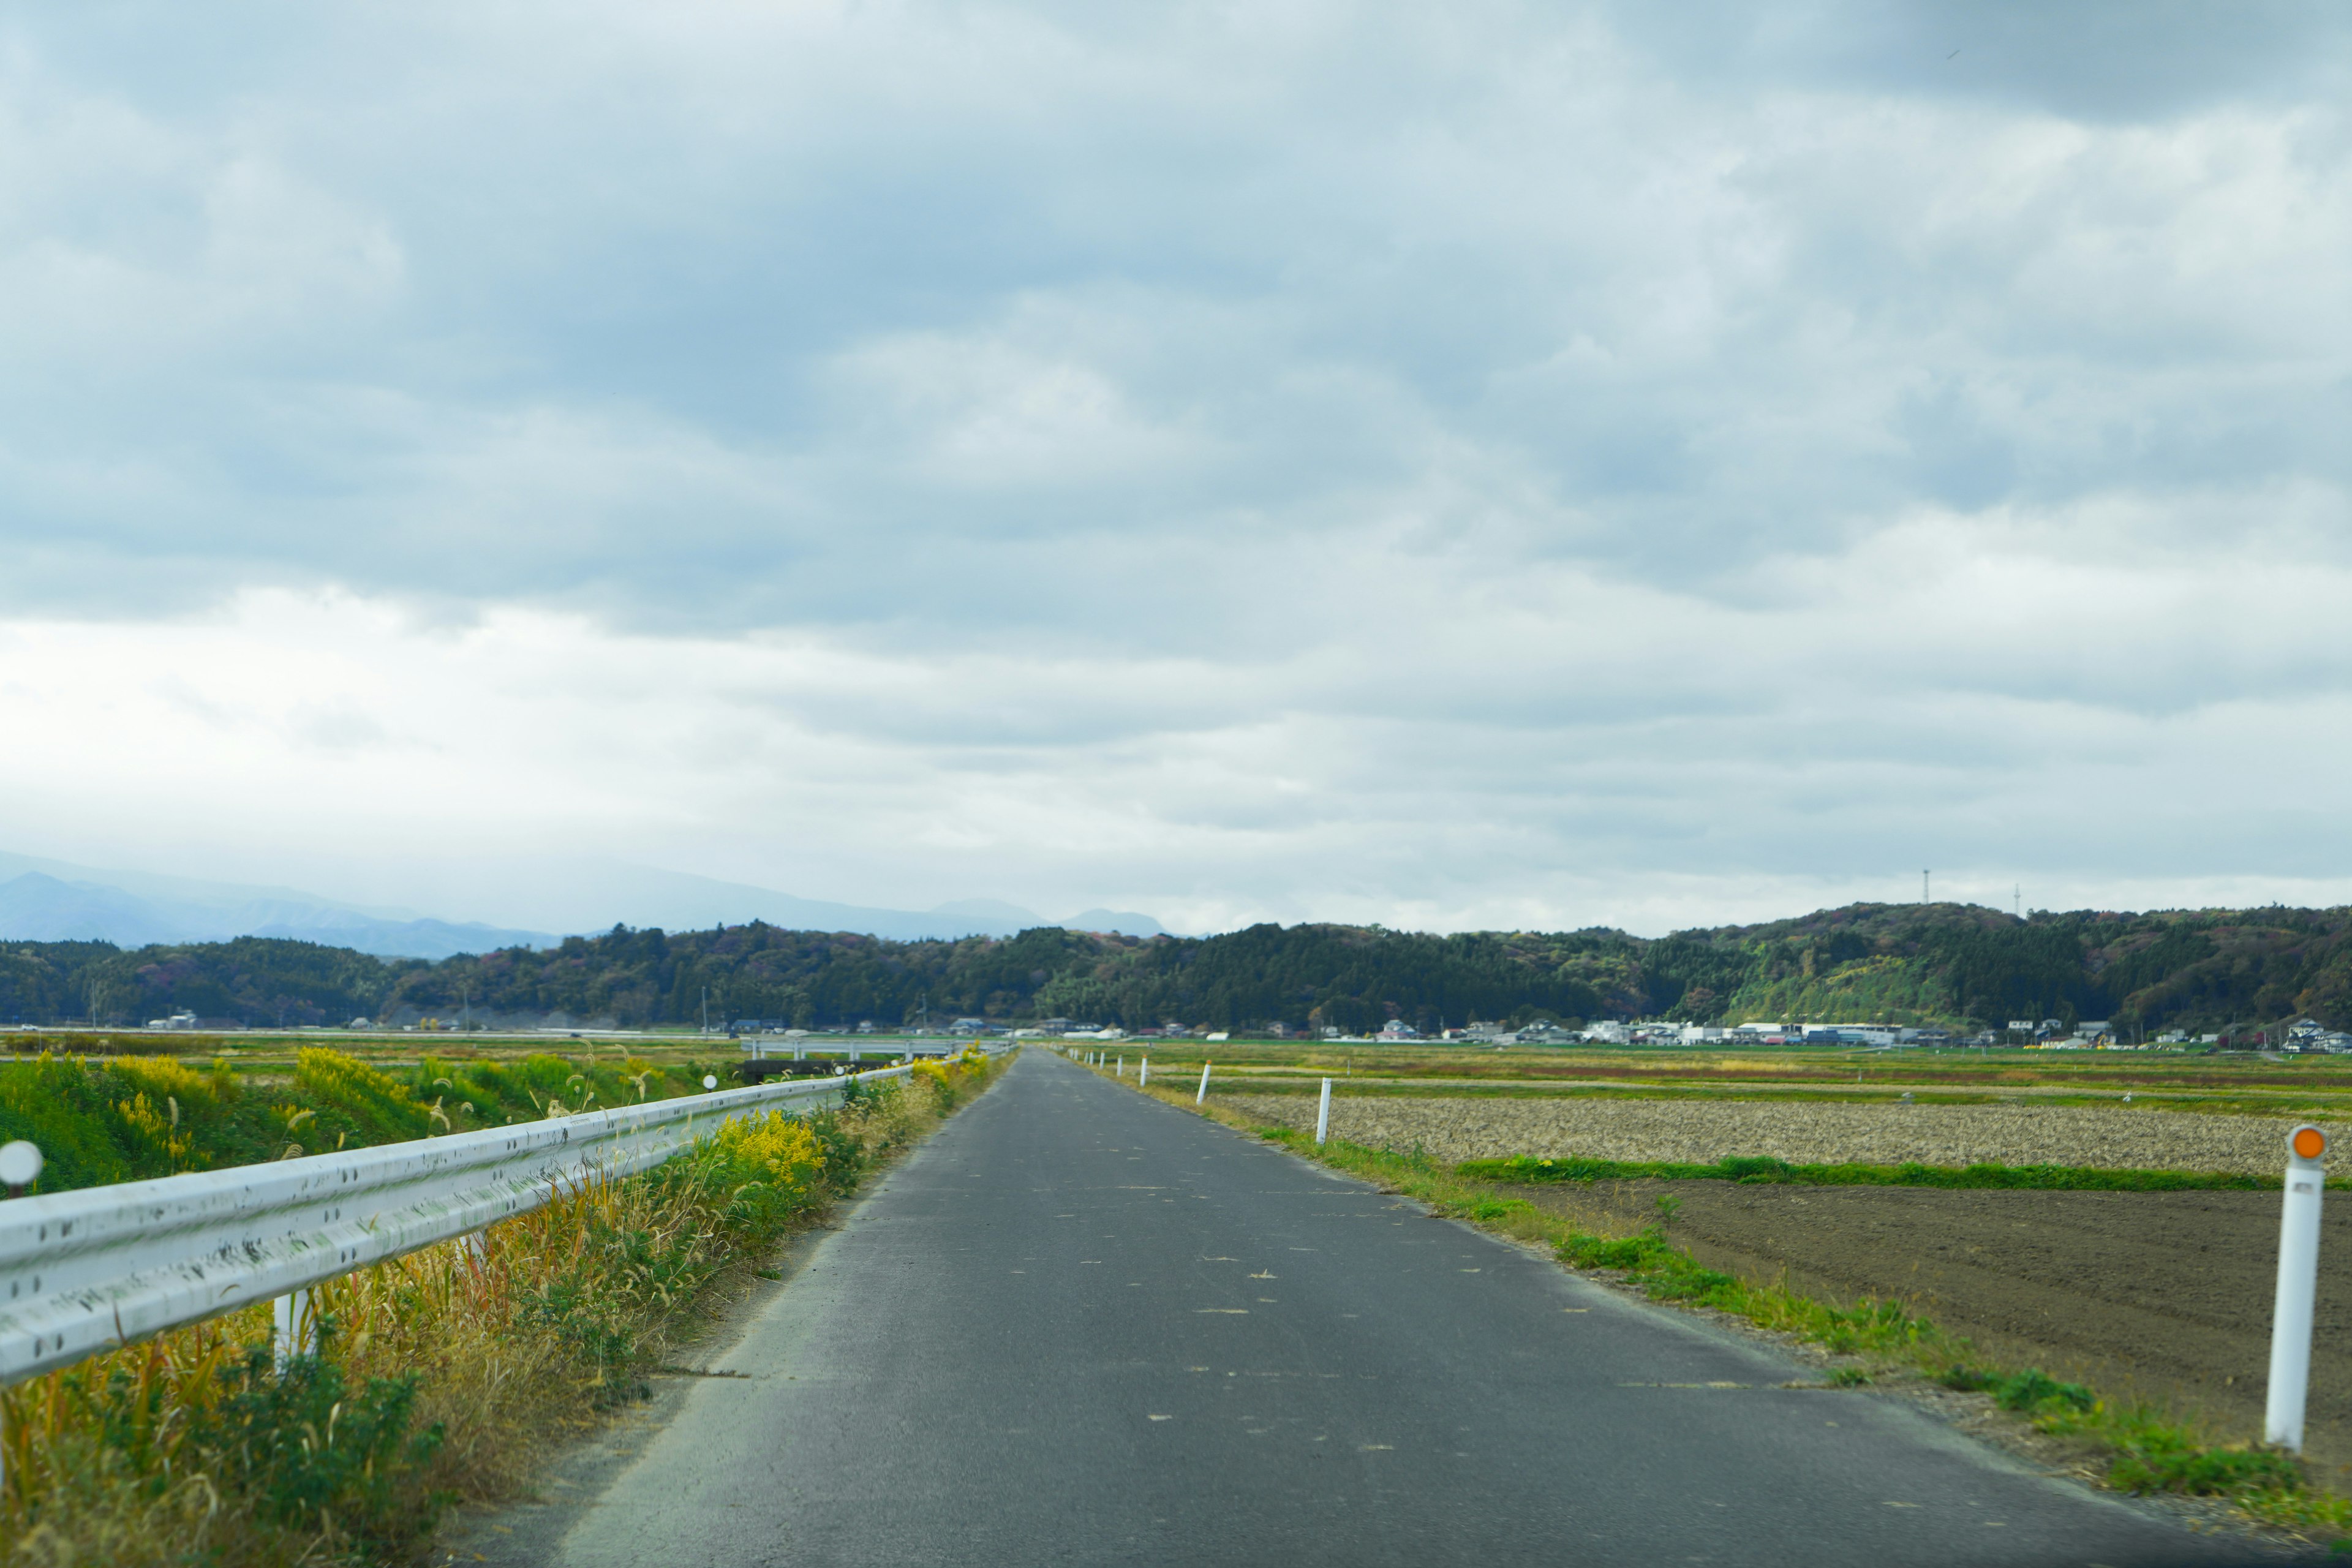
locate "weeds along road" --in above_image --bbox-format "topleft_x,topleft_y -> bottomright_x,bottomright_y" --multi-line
540,1050 -> 2301,1568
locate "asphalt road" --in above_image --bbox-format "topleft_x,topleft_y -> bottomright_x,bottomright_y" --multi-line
546,1051 -> 2299,1567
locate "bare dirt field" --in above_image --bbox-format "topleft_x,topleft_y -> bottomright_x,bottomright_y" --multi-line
1221,1091 -> 2343,1174
1509,1178 -> 2352,1482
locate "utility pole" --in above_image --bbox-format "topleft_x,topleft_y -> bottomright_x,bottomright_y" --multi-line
701,986 -> 709,1035
1923,870 -> 1930,903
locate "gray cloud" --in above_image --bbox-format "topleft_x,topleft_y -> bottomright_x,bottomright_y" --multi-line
0,2 -> 2346,932
1605,0 -> 2352,122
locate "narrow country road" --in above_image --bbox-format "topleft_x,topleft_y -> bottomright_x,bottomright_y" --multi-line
537,1051 -> 2299,1567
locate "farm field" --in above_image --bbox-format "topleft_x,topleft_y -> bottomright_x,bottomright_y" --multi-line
1501,1177 -> 2352,1481
1219,1091 -> 2343,1175
1116,1039 -> 2352,1121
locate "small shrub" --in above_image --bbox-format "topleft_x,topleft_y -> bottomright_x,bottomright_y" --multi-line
190,1329 -> 445,1554
1993,1368 -> 2095,1415
2104,1411 -> 2304,1499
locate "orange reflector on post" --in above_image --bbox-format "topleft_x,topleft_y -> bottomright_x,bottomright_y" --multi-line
2293,1126 -> 2328,1161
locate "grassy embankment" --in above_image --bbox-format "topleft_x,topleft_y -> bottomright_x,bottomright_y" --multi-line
1085,1059 -> 2352,1545
0,1047 -> 753,1193
0,1046 -> 1005,1567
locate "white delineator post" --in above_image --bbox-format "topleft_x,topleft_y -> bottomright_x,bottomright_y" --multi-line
1140,1057 -> 1150,1087
1117,1056 -> 1125,1077
2267,1123 -> 2330,1452
1316,1077 -> 1332,1145
1196,1061 -> 1212,1105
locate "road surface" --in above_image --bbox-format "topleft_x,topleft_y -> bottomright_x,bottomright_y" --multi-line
533,1050 -> 2300,1566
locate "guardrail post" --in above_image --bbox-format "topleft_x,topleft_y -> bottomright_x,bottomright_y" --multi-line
1196,1061 -> 1212,1105
273,1287 -> 316,1368
1316,1077 -> 1332,1144
2267,1123 -> 2330,1452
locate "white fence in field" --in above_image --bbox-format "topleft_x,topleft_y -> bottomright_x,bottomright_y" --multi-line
0,1063 -> 937,1388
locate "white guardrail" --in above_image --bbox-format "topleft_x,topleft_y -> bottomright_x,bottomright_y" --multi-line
0,1065 -> 918,1389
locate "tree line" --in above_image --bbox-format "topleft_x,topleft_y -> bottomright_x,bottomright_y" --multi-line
7,902 -> 2352,1037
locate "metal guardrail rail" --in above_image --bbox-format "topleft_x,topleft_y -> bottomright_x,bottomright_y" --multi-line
0,1065 -> 915,1387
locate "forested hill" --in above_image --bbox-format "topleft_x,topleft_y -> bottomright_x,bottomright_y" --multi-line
6,902 -> 2352,1037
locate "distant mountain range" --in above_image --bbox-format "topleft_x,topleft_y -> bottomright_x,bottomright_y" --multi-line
0,850 -> 1165,959
0,856 -> 555,959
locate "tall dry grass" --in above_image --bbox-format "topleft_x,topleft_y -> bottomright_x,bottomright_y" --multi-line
0,1049 -> 1003,1567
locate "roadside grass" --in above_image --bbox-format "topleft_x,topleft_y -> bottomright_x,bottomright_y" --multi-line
0,1047 -> 1007,1567
1098,1063 -> 2352,1545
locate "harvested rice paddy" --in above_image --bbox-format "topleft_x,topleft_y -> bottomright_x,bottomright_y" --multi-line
1218,1091 -> 2336,1175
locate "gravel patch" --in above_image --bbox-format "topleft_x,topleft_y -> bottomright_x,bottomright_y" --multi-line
1219,1093 -> 2341,1174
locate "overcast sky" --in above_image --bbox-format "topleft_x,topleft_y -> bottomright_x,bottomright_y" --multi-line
1,1 -> 2348,937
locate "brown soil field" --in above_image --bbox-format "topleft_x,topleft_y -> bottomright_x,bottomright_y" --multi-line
1222,1091 -> 2343,1174
1509,1178 -> 2352,1483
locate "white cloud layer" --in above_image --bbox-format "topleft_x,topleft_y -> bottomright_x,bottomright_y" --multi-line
0,1 -> 2346,935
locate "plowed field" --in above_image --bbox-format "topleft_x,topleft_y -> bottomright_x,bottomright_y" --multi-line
1508,1178 -> 2352,1479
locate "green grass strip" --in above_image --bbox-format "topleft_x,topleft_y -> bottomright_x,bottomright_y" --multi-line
1457,1153 -> 2290,1191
